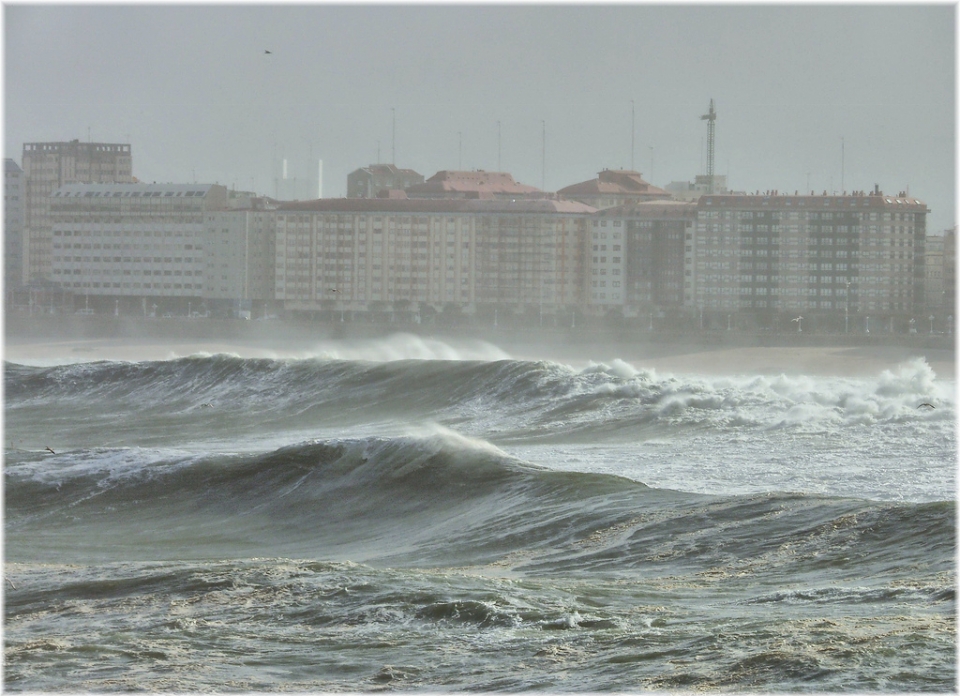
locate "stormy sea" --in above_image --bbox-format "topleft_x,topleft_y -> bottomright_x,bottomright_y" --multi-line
4,336 -> 955,692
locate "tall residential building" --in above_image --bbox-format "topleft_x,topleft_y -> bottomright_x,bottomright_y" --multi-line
558,169 -> 673,209
273,198 -> 595,317
22,140 -> 134,284
203,197 -> 278,316
589,201 -> 696,313
943,226 -> 956,321
924,234 -> 944,309
49,183 -> 227,310
347,164 -> 423,198
686,190 -> 928,327
5,158 -> 25,296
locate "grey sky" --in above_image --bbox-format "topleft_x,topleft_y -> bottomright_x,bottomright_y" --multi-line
4,4 -> 956,232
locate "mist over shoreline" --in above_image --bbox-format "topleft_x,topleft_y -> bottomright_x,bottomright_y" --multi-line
5,314 -> 954,379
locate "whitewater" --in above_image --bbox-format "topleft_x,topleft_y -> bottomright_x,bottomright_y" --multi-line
4,335 -> 955,691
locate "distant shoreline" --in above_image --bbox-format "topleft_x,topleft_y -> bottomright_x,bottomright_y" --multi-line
4,315 -> 955,379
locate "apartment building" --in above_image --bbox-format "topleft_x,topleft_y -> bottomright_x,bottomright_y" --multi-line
686,191 -> 928,325
22,141 -> 134,284
925,234 -> 945,310
273,198 -> 594,317
203,197 -> 278,316
589,201 -> 696,313
5,158 -> 24,295
49,183 -> 227,308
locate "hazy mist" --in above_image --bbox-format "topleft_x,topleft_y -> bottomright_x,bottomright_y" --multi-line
4,4 -> 956,232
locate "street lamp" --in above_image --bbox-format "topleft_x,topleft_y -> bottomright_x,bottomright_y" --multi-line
793,315 -> 803,333
844,281 -> 850,333
865,316 -> 870,334
929,314 -> 935,334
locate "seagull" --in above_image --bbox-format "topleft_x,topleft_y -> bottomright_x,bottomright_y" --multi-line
328,288 -> 340,293
264,50 -> 272,55
918,403 -> 936,410
45,446 -> 55,454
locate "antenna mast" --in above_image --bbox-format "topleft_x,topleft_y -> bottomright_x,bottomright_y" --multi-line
700,98 -> 717,194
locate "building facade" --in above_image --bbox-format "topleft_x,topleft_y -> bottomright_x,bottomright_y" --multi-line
5,158 -> 25,296
272,198 -> 594,319
22,141 -> 134,285
686,191 -> 928,329
49,183 -> 227,312
203,198 -> 278,316
590,201 -> 696,314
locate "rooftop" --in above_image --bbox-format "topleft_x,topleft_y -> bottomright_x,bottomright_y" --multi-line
558,169 -> 672,198
405,170 -> 541,196
278,197 -> 596,215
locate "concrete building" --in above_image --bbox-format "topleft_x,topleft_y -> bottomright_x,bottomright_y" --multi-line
347,164 -> 423,199
272,198 -> 595,320
404,170 -> 541,200
924,234 -> 944,310
944,226 -> 956,323
203,197 -> 278,317
686,190 -> 929,330
590,201 -> 696,314
558,169 -> 672,209
22,140 -> 134,284
5,158 -> 25,296
49,183 -> 227,313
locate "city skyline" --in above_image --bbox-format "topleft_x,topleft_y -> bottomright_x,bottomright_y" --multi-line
4,4 -> 956,233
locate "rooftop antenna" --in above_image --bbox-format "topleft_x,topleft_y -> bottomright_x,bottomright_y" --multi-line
391,108 -> 396,165
458,131 -> 462,170
541,120 -> 546,190
841,136 -> 845,193
497,121 -> 501,172
631,99 -> 635,171
377,140 -> 381,164
700,98 -> 717,194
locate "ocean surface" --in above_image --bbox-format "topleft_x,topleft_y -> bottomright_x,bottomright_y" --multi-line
4,335 -> 956,692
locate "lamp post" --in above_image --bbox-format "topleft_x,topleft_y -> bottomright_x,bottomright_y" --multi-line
929,314 -> 935,334
865,315 -> 870,334
844,281 -> 850,333
793,315 -> 803,333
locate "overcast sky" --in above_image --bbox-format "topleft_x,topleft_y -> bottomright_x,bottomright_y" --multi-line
4,4 -> 956,231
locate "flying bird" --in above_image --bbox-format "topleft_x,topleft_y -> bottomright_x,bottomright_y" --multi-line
264,50 -> 272,55
918,403 -> 936,409
45,446 -> 55,454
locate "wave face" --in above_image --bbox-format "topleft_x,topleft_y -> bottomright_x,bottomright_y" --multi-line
4,352 -> 956,692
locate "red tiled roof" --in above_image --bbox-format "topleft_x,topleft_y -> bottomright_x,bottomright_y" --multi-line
558,170 -> 672,198
278,197 -> 596,215
406,170 -> 540,195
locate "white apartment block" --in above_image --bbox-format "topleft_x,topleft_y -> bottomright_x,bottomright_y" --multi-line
274,198 -> 594,315
686,191 -> 928,317
49,183 -> 227,300
22,141 -> 134,284
203,203 -> 277,310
